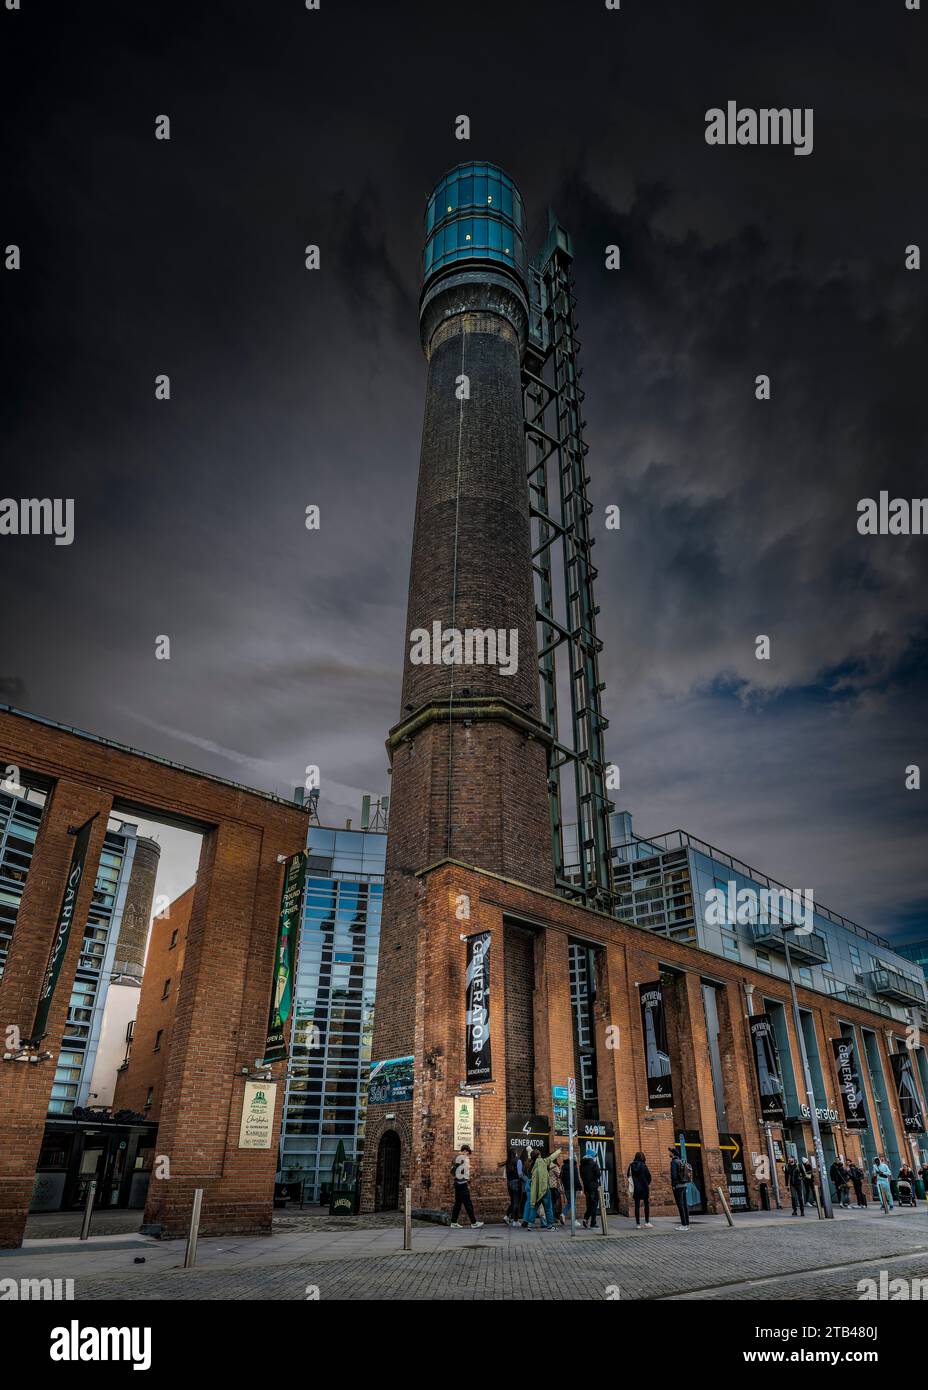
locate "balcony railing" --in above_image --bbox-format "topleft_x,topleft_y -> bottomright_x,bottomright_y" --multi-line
867,968 -> 926,1005
751,921 -> 829,965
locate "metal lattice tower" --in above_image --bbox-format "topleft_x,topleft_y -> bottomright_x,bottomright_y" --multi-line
524,210 -> 614,910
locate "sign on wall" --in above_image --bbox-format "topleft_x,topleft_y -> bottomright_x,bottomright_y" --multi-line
579,1119 -> 618,1213
638,981 -> 673,1108
749,1014 -> 786,1122
454,1095 -> 475,1149
832,1037 -> 869,1131
506,1114 -> 551,1157
368,1055 -> 414,1104
465,931 -> 492,1083
238,1081 -> 278,1149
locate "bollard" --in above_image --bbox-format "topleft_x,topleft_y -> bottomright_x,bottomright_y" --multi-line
716,1186 -> 734,1227
79,1180 -> 97,1240
184,1188 -> 204,1269
403,1186 -> 412,1251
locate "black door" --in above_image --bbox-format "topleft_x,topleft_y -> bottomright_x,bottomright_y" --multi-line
375,1131 -> 401,1211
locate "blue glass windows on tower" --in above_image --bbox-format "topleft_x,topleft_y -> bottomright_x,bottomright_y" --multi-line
423,162 -> 526,285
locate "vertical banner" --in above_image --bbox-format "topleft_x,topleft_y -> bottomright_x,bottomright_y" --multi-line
263,849 -> 308,1063
638,981 -> 673,1108
465,931 -> 492,1083
29,815 -> 97,1046
749,1013 -> 787,1122
832,1037 -> 868,1131
890,1051 -> 926,1134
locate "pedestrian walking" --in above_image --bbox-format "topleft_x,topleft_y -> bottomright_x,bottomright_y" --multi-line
801,1156 -> 816,1208
561,1147 -> 580,1224
526,1146 -> 560,1229
450,1144 -> 484,1228
669,1145 -> 691,1230
627,1151 -> 653,1229
580,1145 -> 603,1229
897,1163 -> 916,1207
785,1156 -> 806,1216
847,1160 -> 868,1208
873,1156 -> 894,1211
830,1156 -> 851,1209
500,1150 -> 524,1225
548,1155 -> 565,1224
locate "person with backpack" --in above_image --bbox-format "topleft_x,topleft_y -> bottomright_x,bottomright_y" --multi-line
627,1151 -> 653,1228
669,1145 -> 691,1230
580,1145 -> 602,1229
784,1156 -> 805,1215
449,1144 -> 483,1228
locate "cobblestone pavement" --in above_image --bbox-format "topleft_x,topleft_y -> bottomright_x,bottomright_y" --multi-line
17,1206 -> 927,1301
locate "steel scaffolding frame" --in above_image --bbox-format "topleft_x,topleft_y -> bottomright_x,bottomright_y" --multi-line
524,211 -> 614,910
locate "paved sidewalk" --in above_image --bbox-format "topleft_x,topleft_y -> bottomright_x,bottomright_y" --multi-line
2,1203 -> 926,1300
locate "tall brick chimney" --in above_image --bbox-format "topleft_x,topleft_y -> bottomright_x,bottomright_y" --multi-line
371,162 -> 554,1091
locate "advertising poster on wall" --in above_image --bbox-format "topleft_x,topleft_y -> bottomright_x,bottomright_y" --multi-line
465,931 -> 492,1083
749,1013 -> 786,1122
638,981 -> 673,1108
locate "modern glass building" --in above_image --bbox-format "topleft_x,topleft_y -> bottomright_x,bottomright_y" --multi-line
277,823 -> 385,1202
0,784 -> 47,979
608,812 -> 928,1034
423,161 -> 527,285
48,821 -> 143,1115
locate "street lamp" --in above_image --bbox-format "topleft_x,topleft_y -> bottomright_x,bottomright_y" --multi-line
782,926 -> 834,1219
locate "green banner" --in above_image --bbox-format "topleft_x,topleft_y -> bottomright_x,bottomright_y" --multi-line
29,815 -> 97,1046
263,849 -> 308,1063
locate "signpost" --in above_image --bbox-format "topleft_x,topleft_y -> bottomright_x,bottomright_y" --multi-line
567,1078 -> 576,1237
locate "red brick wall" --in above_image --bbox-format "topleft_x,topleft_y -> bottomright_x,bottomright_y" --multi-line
0,708 -> 307,1247
112,886 -> 193,1119
363,859 -> 916,1222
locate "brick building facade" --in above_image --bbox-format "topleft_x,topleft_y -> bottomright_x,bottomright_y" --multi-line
364,858 -> 925,1220
113,886 -> 193,1121
0,707 -> 307,1247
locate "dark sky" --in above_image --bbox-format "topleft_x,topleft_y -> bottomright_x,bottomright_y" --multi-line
2,1 -> 926,941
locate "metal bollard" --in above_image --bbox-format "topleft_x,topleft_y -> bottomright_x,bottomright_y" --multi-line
716,1186 -> 734,1227
79,1180 -> 97,1240
403,1186 -> 412,1251
184,1188 -> 204,1269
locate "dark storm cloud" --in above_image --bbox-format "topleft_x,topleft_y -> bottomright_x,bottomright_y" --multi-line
1,0 -> 925,938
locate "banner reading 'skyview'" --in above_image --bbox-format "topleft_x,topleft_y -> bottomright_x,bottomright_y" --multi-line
749,1013 -> 786,1122
890,1051 -> 926,1134
638,981 -> 673,1108
262,849 -> 308,1063
832,1036 -> 868,1131
29,815 -> 97,1046
465,931 -> 492,1083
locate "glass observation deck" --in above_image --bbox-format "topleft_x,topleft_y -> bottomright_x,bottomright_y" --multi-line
423,161 -> 527,289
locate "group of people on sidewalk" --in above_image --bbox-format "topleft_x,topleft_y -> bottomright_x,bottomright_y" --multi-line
498,1143 -> 605,1230
451,1141 -> 696,1232
783,1151 -> 928,1214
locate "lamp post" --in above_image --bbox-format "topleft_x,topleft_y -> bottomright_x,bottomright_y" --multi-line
782,928 -> 833,1218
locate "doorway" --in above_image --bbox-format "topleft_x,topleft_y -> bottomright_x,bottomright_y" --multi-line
375,1131 -> 401,1211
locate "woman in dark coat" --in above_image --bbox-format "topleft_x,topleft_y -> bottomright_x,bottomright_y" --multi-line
627,1151 -> 653,1228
